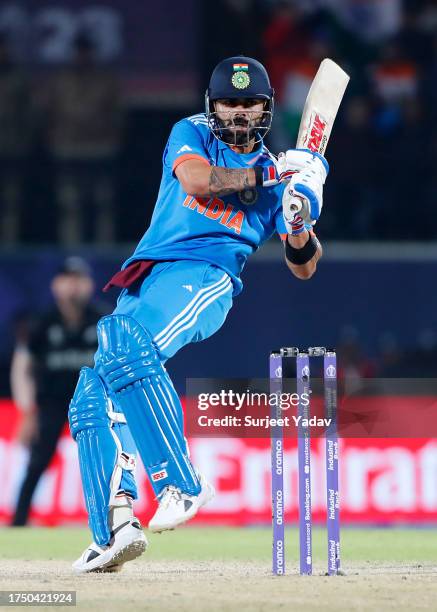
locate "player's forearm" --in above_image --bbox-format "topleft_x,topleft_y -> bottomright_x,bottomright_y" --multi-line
284,232 -> 322,280
176,160 -> 256,197
10,347 -> 37,412
207,166 -> 256,196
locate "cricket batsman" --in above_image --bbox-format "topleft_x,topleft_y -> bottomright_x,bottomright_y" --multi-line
69,56 -> 328,572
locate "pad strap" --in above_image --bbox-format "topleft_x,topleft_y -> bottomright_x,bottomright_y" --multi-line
108,429 -> 136,506
107,398 -> 127,424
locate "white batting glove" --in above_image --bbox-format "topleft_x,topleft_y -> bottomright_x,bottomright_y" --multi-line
275,149 -> 319,181
277,149 -> 329,231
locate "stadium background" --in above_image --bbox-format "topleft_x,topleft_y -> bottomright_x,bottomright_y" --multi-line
0,0 -> 436,526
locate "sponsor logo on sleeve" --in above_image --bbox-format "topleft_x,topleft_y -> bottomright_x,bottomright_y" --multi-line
176,145 -> 193,154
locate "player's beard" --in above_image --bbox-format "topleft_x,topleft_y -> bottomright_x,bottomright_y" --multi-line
216,114 -> 261,146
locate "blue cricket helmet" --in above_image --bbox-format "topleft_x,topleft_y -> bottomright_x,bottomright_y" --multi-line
205,55 -> 275,145
207,55 -> 274,101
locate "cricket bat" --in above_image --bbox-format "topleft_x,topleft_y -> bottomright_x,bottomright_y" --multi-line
295,58 -> 350,155
273,58 -> 350,211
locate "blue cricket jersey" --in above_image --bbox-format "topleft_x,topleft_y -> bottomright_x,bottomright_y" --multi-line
124,112 -> 288,296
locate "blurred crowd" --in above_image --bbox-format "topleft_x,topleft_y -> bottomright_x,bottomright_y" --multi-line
0,32 -> 122,245
336,325 -> 437,382
0,0 -> 436,244
261,0 -> 437,239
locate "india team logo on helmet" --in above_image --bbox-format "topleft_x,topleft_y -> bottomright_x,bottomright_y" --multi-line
231,63 -> 251,90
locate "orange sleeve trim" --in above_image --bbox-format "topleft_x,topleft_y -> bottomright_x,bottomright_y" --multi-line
172,153 -> 210,172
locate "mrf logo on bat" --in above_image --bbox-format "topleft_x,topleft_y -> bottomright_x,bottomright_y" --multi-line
305,112 -> 328,154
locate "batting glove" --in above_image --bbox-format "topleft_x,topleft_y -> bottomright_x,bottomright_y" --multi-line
278,149 -> 329,230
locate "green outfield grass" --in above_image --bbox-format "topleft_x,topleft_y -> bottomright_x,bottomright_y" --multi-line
1,526 -> 436,565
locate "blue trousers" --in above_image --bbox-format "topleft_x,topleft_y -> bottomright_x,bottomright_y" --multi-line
112,260 -> 233,360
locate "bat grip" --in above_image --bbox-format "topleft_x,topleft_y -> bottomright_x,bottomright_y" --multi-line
289,195 -> 304,214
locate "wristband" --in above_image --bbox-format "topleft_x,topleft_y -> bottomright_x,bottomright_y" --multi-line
254,166 -> 263,186
254,165 -> 278,187
285,233 -> 318,265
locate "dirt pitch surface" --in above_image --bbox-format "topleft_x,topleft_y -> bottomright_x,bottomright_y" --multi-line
1,528 -> 437,611
2,559 -> 437,611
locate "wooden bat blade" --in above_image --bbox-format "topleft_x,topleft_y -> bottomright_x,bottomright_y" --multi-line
296,58 -> 350,155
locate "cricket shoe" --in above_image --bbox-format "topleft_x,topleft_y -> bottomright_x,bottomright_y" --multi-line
72,518 -> 147,574
148,473 -> 215,533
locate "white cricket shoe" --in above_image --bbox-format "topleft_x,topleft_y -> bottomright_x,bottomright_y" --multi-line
72,518 -> 147,574
148,473 -> 215,533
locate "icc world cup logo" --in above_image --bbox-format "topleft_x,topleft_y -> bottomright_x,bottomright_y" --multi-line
325,365 -> 336,378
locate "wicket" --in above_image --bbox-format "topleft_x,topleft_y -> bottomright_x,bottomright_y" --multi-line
270,347 -> 341,576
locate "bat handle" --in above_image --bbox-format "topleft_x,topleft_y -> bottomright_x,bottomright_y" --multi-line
289,195 -> 304,214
